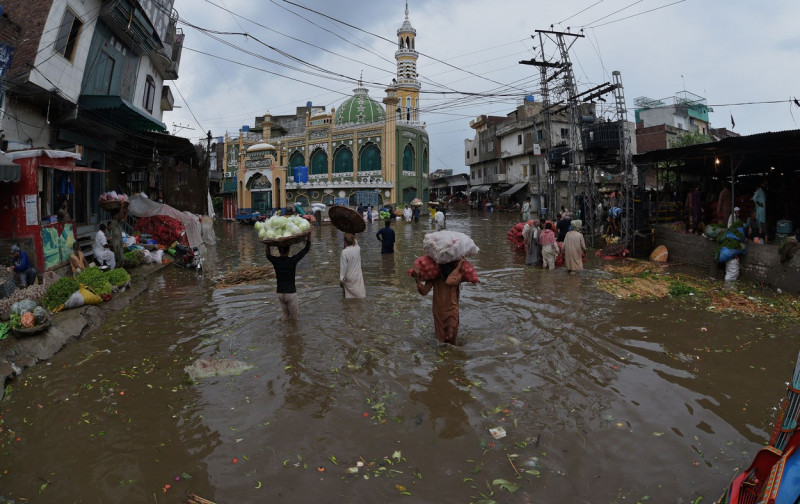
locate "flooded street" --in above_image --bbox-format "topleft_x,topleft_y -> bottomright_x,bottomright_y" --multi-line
1,208 -> 795,503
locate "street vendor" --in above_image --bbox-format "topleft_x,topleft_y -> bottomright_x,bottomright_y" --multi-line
9,244 -> 37,287
414,258 -> 464,346
107,216 -> 123,265
266,235 -> 311,321
69,242 -> 90,275
92,223 -> 116,269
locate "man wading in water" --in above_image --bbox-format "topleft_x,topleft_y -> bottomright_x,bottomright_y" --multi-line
266,235 -> 311,321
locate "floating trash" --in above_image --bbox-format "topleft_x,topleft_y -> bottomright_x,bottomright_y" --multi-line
489,426 -> 507,439
184,358 -> 254,380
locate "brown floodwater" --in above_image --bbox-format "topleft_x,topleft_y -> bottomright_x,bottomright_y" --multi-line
0,208 -> 796,503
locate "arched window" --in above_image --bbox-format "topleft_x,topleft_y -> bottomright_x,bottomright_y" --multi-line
423,148 -> 428,174
310,149 -> 328,175
333,146 -> 353,173
405,36 -> 410,49
322,194 -> 334,205
289,152 -> 305,168
359,143 -> 381,172
403,144 -> 414,173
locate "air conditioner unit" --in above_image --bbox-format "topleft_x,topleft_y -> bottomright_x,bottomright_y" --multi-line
225,172 -> 233,178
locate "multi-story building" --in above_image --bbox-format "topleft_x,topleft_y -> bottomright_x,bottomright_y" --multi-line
0,0 -> 191,272
634,91 -> 711,153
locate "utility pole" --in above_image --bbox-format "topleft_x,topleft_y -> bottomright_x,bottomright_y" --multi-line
206,130 -> 212,216
612,71 -> 634,247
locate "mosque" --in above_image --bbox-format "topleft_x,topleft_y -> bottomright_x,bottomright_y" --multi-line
224,3 -> 429,215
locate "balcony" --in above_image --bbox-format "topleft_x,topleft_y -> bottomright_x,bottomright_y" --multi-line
161,86 -> 174,111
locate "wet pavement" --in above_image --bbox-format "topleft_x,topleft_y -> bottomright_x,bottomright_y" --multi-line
0,208 -> 795,503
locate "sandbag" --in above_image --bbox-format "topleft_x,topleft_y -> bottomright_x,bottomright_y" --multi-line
716,246 -> 745,264
650,245 -> 669,262
80,286 -> 102,305
63,290 -> 85,309
422,231 -> 479,264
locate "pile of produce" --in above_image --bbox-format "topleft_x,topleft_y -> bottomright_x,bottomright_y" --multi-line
123,249 -> 146,268
98,191 -> 128,204
715,224 -> 746,264
254,215 -> 311,241
77,267 -> 113,296
422,231 -> 479,264
134,215 -> 187,246
0,278 -> 48,317
105,268 -> 131,287
506,222 -> 526,251
9,301 -> 49,330
41,277 -> 80,310
406,255 -> 479,284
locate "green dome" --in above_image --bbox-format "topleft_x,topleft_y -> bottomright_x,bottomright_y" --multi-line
334,86 -> 386,126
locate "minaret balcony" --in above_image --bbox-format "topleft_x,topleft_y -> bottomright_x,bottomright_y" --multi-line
395,48 -> 419,58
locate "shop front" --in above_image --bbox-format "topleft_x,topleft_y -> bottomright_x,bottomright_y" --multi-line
0,149 -> 103,272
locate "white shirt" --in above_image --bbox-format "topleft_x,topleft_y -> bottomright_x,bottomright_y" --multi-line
340,244 -> 366,298
94,230 -> 108,250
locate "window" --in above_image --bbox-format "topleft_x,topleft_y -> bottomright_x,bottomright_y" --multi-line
517,134 -> 522,145
466,151 -> 470,159
473,148 -> 477,156
143,75 -> 156,114
537,130 -> 543,141
560,128 -> 569,139
55,9 -> 83,61
471,171 -> 475,180
523,165 -> 528,177
87,50 -> 114,94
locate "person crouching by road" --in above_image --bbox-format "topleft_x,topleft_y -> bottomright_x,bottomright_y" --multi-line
376,220 -> 396,254
340,233 -> 366,298
9,244 -> 37,287
414,258 -> 463,346
70,242 -> 90,275
92,223 -> 116,269
266,235 -> 311,321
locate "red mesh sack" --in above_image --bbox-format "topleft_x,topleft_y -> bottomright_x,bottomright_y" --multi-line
460,259 -> 479,284
407,255 -> 442,281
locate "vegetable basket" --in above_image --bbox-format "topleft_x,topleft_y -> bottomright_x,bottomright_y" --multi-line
261,230 -> 311,246
12,320 -> 50,337
328,206 -> 366,234
99,200 -> 127,212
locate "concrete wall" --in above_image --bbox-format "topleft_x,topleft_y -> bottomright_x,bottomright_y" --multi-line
654,224 -> 800,292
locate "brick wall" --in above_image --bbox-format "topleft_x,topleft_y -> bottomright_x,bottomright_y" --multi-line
653,224 -> 800,292
2,0 -> 54,82
0,13 -> 22,48
635,124 -> 668,153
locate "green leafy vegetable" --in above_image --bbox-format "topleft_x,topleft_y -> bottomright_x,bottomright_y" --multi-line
77,268 -> 113,296
41,277 -> 80,310
104,268 -> 131,287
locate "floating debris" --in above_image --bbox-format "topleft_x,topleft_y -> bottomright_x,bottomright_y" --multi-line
215,265 -> 275,288
184,358 -> 254,380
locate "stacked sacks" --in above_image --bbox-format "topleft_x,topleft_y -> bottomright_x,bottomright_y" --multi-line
507,222 -> 526,251
407,231 -> 480,284
715,225 -> 746,264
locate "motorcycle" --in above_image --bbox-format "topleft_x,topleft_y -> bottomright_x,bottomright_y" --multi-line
173,243 -> 203,270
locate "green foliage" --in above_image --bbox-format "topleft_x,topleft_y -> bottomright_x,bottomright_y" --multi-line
9,313 -> 22,329
104,268 -> 131,287
668,281 -> 695,297
77,267 -> 113,296
41,277 -> 80,310
123,250 -> 145,268
670,130 -> 713,148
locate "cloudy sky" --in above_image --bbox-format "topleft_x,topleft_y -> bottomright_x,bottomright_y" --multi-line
165,0 -> 800,173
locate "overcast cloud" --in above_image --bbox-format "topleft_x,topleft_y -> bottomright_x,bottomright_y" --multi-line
165,0 -> 800,173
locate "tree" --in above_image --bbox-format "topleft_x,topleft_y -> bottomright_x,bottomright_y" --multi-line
670,130 -> 713,148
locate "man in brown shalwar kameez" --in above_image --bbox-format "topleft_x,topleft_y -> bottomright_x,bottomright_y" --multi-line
414,258 -> 463,345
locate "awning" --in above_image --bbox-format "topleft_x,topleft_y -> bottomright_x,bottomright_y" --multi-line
79,95 -> 168,132
468,185 -> 490,193
45,165 -> 108,173
499,182 -> 528,197
0,152 -> 20,182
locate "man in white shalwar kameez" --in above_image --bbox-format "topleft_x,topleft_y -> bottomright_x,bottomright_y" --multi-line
92,223 -> 116,269
340,233 -> 366,298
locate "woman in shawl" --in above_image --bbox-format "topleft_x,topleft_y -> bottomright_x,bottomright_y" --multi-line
539,222 -> 558,270
562,219 -> 586,274
414,258 -> 463,345
523,219 -> 541,266
339,233 -> 366,298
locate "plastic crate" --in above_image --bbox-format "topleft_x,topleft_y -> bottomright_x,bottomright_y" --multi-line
0,279 -> 16,299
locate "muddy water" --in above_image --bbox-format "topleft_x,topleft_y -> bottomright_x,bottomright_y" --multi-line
1,208 -> 795,503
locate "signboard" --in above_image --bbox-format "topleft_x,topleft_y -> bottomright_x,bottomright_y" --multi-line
334,198 -> 349,206
25,194 -> 38,225
533,144 -> 541,156
226,143 -> 240,170
245,157 -> 273,169
355,191 -> 380,207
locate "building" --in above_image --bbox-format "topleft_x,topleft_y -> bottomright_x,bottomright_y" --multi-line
223,4 -> 429,218
634,91 -> 711,153
0,0 -> 193,273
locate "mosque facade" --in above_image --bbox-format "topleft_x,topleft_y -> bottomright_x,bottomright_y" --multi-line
223,3 -> 429,216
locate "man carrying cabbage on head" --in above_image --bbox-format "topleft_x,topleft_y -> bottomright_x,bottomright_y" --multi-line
265,234 -> 311,321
